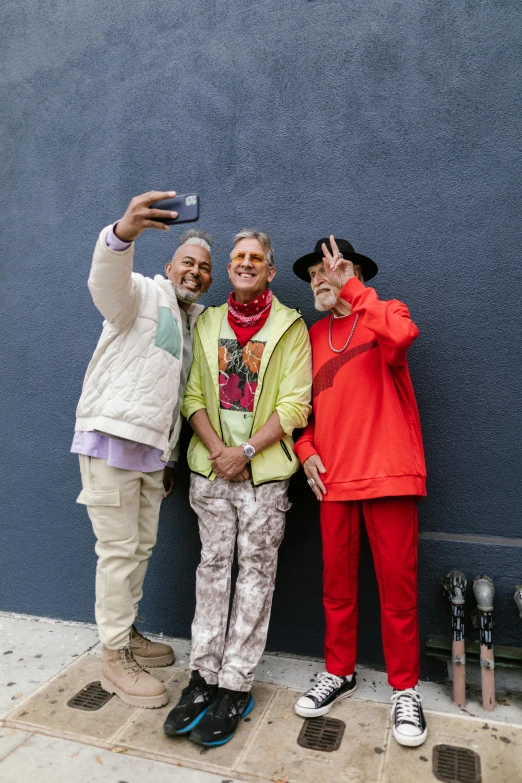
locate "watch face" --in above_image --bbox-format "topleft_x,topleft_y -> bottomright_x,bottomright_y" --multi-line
244,444 -> 255,459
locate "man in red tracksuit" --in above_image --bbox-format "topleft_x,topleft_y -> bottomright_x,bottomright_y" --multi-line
292,236 -> 428,748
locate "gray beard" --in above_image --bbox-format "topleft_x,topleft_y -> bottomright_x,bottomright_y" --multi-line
314,290 -> 337,311
171,282 -> 202,304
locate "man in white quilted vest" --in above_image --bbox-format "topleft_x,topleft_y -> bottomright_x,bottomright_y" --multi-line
72,190 -> 213,708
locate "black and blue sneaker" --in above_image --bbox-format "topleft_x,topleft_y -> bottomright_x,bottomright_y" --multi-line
189,687 -> 254,747
163,670 -> 217,736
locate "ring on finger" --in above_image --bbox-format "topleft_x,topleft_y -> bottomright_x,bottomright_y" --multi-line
307,478 -> 315,487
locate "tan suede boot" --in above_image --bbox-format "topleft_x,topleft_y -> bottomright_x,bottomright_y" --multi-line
129,625 -> 175,667
101,646 -> 168,708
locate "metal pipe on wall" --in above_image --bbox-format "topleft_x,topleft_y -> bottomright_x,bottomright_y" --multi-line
442,571 -> 467,707
515,585 -> 522,618
473,575 -> 495,711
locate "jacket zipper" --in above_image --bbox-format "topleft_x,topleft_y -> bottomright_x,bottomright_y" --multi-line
280,439 -> 293,462
199,328 -> 225,479
208,409 -> 224,479
249,315 -> 301,437
248,314 -> 302,483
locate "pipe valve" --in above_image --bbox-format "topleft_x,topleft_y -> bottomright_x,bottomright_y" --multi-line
473,575 -> 495,612
443,570 -> 467,605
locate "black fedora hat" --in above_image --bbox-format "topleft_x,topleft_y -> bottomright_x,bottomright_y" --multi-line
293,237 -> 378,283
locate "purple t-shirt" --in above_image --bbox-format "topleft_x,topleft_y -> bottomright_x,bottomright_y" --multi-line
71,430 -> 169,472
71,224 -> 178,473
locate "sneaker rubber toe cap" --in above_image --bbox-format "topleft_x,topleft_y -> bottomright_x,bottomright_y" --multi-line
296,696 -> 315,710
396,723 -> 422,738
164,709 -> 184,734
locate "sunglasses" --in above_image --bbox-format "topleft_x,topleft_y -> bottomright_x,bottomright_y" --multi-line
230,250 -> 267,265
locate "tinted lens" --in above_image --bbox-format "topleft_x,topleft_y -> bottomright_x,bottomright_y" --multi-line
231,251 -> 266,264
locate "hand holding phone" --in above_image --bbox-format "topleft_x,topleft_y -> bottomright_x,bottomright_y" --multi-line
114,190 -> 180,242
149,194 -> 199,225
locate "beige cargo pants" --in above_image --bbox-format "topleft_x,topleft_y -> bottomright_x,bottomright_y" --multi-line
189,473 -> 291,692
77,455 -> 164,649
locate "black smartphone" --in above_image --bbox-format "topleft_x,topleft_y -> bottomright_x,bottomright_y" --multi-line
149,194 -> 199,224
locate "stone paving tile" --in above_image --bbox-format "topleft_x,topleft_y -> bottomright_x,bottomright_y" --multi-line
0,615 -> 98,716
237,687 -> 390,783
0,732 -> 247,783
5,654 -> 137,741
0,726 -> 31,762
3,617 -> 522,783
115,668 -> 277,775
382,711 -> 522,783
347,664 -> 522,727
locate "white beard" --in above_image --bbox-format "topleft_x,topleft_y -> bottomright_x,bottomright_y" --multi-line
171,282 -> 202,304
314,288 -> 337,312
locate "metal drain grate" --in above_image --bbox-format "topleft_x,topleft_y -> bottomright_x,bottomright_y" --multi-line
433,744 -> 481,783
297,717 -> 345,752
66,681 -> 114,711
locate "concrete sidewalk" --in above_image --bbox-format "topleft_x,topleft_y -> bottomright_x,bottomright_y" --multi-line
1,612 -> 521,782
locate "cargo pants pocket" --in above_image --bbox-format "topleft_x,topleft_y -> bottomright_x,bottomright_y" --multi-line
266,495 -> 291,549
77,487 -> 131,544
76,456 -> 131,544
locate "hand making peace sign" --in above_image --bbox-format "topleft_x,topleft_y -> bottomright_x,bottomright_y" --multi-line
321,234 -> 355,290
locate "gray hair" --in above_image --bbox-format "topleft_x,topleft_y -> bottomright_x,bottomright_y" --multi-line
179,228 -> 214,254
233,228 -> 274,266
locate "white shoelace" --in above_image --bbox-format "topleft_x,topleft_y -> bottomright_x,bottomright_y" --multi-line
391,688 -> 423,727
305,672 -> 344,701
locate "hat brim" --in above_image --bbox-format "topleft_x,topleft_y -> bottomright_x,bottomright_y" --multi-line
293,251 -> 378,283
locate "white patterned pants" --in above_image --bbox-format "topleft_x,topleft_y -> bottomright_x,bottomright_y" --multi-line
189,473 -> 290,691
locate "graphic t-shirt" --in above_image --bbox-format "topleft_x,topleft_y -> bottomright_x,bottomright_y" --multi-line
218,307 -> 274,447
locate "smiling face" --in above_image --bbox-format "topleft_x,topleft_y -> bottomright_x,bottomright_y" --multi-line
309,260 -> 363,311
165,243 -> 212,309
227,237 -> 276,304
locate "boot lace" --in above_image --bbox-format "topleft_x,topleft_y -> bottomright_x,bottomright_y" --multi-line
119,646 -> 145,676
130,624 -> 147,645
391,688 -> 423,727
304,672 -> 344,701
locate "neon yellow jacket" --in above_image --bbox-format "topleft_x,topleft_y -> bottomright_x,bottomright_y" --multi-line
182,296 -> 312,485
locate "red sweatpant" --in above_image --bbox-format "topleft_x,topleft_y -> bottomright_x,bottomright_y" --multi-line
320,496 -> 419,691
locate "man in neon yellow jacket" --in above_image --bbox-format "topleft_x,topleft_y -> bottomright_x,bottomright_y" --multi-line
164,229 -> 312,747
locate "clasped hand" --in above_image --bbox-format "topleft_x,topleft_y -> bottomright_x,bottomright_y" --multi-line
209,446 -> 249,481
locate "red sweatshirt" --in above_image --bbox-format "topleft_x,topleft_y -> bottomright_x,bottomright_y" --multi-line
294,277 -> 426,501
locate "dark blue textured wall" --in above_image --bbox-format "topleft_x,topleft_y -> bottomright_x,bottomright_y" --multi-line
2,1 -> 521,675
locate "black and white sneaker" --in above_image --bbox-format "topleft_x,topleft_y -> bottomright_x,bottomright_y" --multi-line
190,687 -> 254,746
294,671 -> 357,718
163,670 -> 217,736
391,687 -> 427,747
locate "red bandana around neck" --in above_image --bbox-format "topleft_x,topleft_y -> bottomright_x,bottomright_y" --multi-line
227,288 -> 273,347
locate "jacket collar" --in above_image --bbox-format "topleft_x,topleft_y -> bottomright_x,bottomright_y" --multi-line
196,294 -> 302,394
198,294 -> 301,334
186,301 -> 205,318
